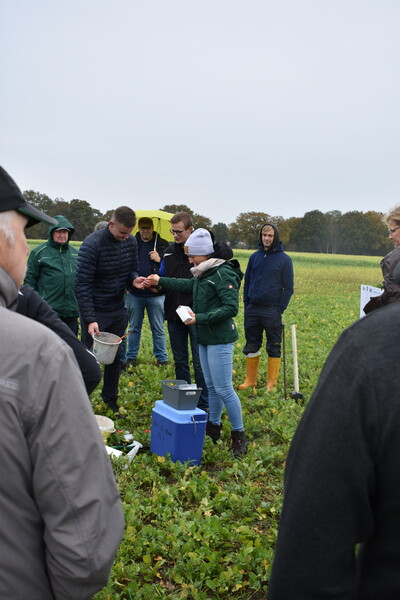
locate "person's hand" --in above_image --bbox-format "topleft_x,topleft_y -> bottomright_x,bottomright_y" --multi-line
147,274 -> 160,285
149,250 -> 160,263
88,322 -> 100,337
133,276 -> 147,289
185,309 -> 196,326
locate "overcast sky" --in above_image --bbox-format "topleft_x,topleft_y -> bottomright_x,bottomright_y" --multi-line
1,1 -> 399,225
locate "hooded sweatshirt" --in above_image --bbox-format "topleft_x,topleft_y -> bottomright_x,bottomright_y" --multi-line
243,223 -> 294,312
25,215 -> 79,318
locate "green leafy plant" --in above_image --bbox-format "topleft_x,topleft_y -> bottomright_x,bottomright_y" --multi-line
91,251 -> 381,599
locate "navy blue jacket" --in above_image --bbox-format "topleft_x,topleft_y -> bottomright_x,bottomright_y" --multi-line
128,232 -> 168,298
75,226 -> 139,323
243,223 -> 294,312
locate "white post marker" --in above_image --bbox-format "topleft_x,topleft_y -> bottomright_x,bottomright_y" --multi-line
290,324 -> 304,402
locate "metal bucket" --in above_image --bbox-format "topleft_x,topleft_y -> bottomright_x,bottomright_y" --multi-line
92,332 -> 122,364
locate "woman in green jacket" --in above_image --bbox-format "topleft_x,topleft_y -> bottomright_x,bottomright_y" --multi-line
148,228 -> 248,457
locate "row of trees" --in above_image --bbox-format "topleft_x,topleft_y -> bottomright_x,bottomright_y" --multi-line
24,191 -> 392,257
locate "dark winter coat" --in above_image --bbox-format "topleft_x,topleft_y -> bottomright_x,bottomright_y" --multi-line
24,215 -> 79,318
75,226 -> 139,323
159,259 -> 243,345
160,242 -> 195,321
268,301 -> 400,599
243,223 -> 294,312
17,284 -> 101,395
128,232 -> 168,297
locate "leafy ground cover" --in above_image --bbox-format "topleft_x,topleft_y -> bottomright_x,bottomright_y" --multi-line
48,248 -> 380,599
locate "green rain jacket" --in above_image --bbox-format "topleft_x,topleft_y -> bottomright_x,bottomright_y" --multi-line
25,215 -> 79,318
159,259 -> 243,345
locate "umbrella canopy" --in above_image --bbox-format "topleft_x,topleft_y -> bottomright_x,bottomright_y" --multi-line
133,209 -> 174,243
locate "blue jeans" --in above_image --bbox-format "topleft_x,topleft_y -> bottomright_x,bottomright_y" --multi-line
167,320 -> 208,410
199,343 -> 243,431
125,293 -> 168,362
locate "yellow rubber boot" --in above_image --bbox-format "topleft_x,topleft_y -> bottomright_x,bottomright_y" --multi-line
238,355 -> 260,389
267,357 -> 281,391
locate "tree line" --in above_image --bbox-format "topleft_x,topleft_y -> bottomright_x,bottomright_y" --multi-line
24,191 -> 392,257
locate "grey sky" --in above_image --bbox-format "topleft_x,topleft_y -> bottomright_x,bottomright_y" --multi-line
1,0 -> 399,225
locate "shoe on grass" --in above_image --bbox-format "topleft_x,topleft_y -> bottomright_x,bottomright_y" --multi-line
230,430 -> 248,457
206,421 -> 222,444
126,358 -> 137,369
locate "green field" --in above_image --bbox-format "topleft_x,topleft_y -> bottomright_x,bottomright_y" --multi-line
83,250 -> 381,600
26,242 -> 382,598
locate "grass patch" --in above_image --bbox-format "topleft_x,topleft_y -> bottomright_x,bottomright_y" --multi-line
85,251 -> 383,599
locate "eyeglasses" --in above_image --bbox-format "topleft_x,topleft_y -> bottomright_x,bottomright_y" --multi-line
170,228 -> 186,235
388,226 -> 400,234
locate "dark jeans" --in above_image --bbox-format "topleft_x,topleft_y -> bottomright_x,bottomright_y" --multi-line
167,320 -> 209,410
243,304 -> 282,358
82,309 -> 128,405
60,315 -> 79,336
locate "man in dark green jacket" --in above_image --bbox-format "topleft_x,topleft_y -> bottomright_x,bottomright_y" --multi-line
25,215 -> 79,334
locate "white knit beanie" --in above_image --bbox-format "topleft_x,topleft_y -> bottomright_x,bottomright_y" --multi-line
184,228 -> 214,256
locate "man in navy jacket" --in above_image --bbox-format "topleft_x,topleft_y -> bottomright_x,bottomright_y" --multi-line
238,223 -> 293,391
75,206 -> 144,417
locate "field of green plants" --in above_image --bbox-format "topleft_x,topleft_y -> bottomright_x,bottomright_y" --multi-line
72,250 -> 380,600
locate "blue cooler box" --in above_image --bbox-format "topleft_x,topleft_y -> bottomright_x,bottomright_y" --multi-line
150,400 -> 207,466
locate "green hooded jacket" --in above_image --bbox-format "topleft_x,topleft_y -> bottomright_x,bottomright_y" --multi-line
25,215 -> 79,318
159,259 -> 243,345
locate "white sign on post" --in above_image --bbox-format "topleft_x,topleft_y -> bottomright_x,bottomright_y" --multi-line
360,284 -> 382,318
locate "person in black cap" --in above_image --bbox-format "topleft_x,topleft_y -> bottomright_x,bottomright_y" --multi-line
25,214 -> 79,334
0,166 -> 124,597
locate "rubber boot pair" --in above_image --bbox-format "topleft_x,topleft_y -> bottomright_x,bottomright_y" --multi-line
238,355 -> 260,389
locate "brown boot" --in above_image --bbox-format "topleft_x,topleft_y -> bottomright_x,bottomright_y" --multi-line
267,357 -> 281,391
238,355 -> 260,389
231,430 -> 248,457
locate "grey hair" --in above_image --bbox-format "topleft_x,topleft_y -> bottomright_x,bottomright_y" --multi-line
95,221 -> 108,231
0,211 -> 17,244
383,204 -> 400,226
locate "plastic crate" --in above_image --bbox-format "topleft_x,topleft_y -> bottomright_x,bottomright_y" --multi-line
162,380 -> 202,410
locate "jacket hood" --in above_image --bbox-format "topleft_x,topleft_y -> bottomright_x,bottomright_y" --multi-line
48,215 -> 75,241
258,223 -> 281,252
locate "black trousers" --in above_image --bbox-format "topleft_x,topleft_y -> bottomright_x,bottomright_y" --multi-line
242,304 -> 282,358
82,308 -> 128,404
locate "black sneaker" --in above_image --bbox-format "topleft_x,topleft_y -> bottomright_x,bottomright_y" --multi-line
107,401 -> 127,419
156,361 -> 168,367
123,358 -> 137,370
